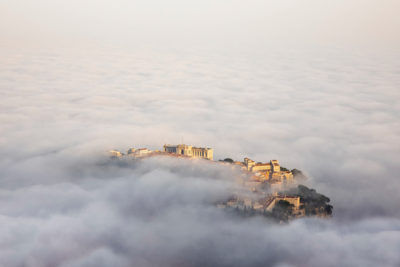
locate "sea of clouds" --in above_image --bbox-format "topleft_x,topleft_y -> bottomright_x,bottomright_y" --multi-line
0,43 -> 399,266
1,0 -> 400,265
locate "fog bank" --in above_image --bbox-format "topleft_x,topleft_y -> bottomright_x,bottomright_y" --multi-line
1,0 -> 400,265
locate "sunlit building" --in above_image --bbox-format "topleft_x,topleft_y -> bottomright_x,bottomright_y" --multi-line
163,144 -> 213,160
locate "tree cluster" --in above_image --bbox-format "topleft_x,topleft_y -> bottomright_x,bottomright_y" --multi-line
285,185 -> 333,216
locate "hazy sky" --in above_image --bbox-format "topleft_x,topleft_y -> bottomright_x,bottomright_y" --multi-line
1,1 -> 400,266
1,0 -> 400,50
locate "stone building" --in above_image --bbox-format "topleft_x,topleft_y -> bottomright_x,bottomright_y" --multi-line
251,163 -> 271,172
244,158 -> 255,171
262,194 -> 301,212
109,150 -> 123,158
270,159 -> 281,173
163,144 -> 213,160
127,148 -> 136,155
244,158 -> 279,173
125,148 -> 151,157
134,148 -> 151,157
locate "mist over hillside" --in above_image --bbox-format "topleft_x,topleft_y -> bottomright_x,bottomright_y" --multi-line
0,155 -> 398,266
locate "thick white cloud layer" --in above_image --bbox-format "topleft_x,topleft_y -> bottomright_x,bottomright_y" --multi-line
0,156 -> 399,267
1,43 -> 399,266
1,0 -> 400,265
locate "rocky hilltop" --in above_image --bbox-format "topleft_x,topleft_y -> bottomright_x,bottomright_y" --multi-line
109,144 -> 333,222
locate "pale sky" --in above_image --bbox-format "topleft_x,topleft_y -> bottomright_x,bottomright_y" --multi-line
1,0 -> 400,50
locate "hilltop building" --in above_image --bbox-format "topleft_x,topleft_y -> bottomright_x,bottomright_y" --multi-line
129,148 -> 151,157
243,158 -> 294,187
109,150 -> 123,158
244,158 -> 281,173
223,194 -> 303,217
127,148 -> 136,155
163,144 -> 213,160
270,159 -> 280,172
264,194 -> 300,211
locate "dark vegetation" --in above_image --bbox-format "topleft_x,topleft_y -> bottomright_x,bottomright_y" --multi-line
219,158 -> 234,163
272,200 -> 294,222
227,201 -> 294,223
284,185 -> 333,216
225,185 -> 333,222
291,169 -> 308,180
